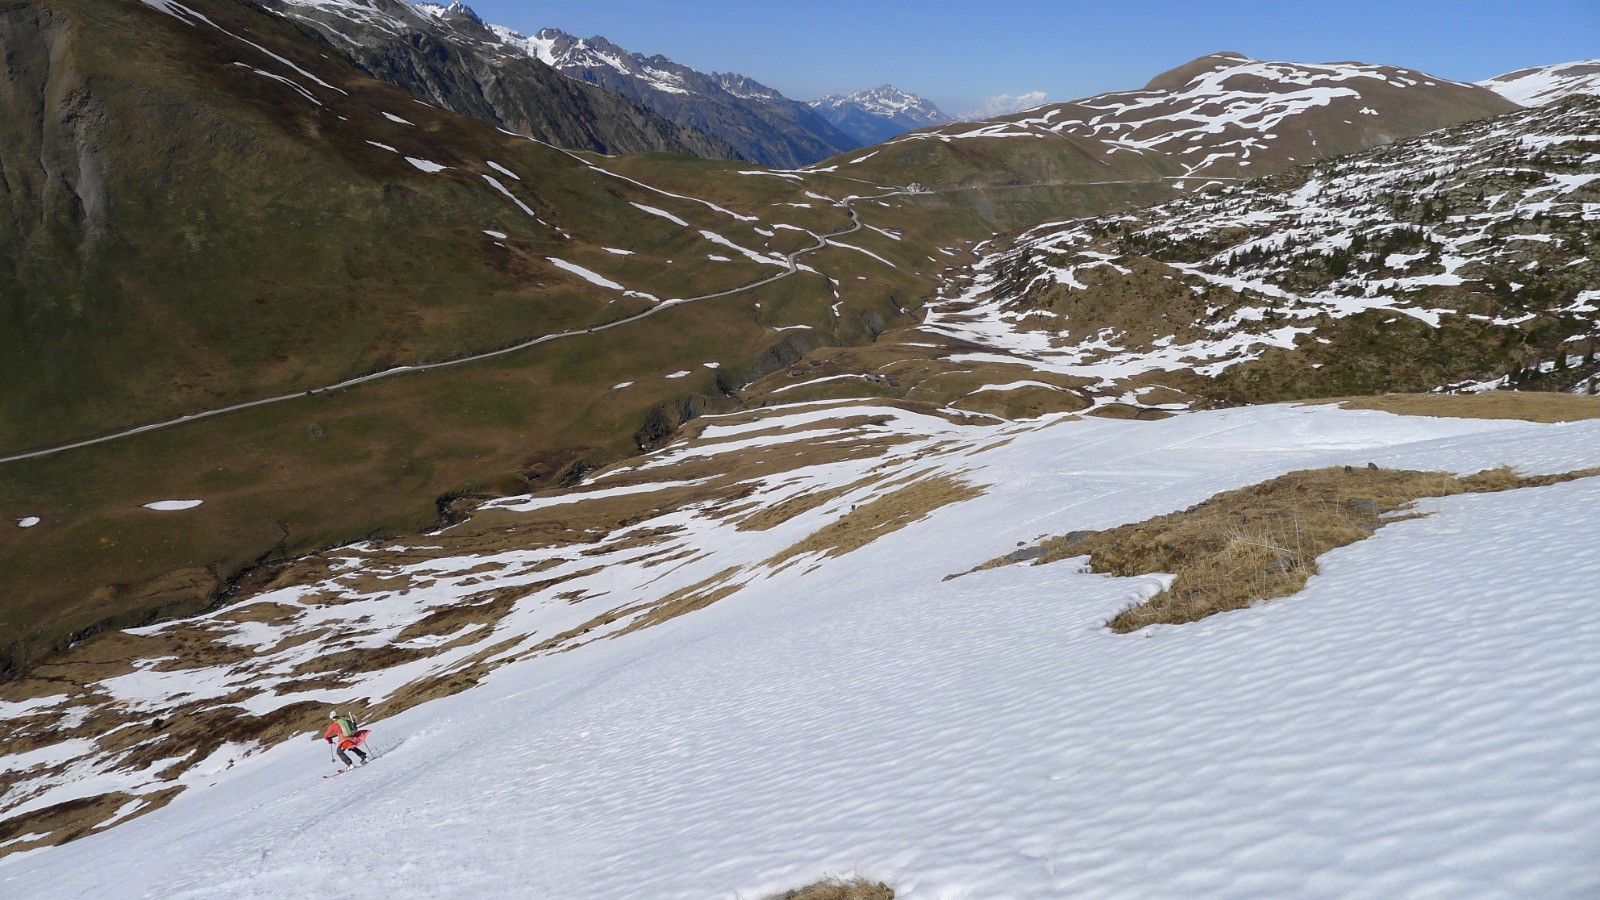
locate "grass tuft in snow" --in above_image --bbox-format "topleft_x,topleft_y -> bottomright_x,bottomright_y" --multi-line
768,475 -> 982,568
978,464 -> 1600,632
766,875 -> 894,900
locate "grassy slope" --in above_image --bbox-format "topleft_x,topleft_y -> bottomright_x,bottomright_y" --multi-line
0,5 -> 1530,677
0,0 -> 946,672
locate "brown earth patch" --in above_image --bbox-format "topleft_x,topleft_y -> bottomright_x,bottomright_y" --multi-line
333,572 -> 420,597
0,787 -> 182,859
391,577 -> 579,644
213,602 -> 302,624
289,645 -> 430,678
612,567 -> 746,638
638,547 -> 700,569
1321,391 -> 1600,423
1085,403 -> 1175,421
973,464 -> 1600,632
673,414 -> 897,450
952,384 -> 1089,419
737,475 -> 879,532
768,876 -> 895,900
770,474 -> 984,566
363,636 -> 526,723
0,697 -> 322,859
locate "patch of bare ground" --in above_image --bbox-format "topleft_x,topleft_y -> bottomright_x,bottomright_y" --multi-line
671,413 -> 898,450
896,362 -> 1086,412
972,464 -> 1600,632
0,786 -> 183,857
736,475 -> 880,532
769,474 -> 983,567
213,601 -> 302,624
365,636 -> 526,720
0,697 -> 324,859
1320,390 -> 1600,423
610,567 -> 746,638
1126,383 -> 1196,407
596,435 -> 920,494
289,645 -> 431,678
391,576 -> 588,644
951,383 -> 1089,419
767,876 -> 895,900
1085,403 -> 1176,421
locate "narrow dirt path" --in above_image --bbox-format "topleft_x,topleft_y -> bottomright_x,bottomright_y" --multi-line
0,193 -> 895,465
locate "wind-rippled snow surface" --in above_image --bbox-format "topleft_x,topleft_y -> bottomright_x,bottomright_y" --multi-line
4,405 -> 1599,898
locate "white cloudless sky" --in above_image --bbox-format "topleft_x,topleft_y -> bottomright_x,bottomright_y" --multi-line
455,0 -> 1599,114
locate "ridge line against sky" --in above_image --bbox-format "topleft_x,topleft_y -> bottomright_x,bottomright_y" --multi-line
452,0 -> 1599,115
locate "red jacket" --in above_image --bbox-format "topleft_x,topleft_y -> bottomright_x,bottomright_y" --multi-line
322,720 -> 368,750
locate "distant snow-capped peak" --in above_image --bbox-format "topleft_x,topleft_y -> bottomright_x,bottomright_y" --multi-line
413,0 -> 481,24
1480,59 -> 1600,106
813,85 -> 948,124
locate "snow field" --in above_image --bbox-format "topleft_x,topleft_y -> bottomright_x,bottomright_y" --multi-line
4,405 -> 1600,897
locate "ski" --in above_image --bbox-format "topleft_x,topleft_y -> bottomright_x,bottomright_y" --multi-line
323,759 -> 372,778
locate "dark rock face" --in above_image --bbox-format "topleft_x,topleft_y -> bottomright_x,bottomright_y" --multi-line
258,0 -> 732,157
530,29 -> 860,167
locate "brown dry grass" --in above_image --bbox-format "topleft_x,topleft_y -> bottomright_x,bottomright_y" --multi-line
1321,391 -> 1600,423
952,384 -> 1088,419
736,475 -> 879,532
976,464 -> 1600,632
611,567 -> 746,638
1085,403 -> 1176,421
0,786 -> 183,857
767,876 -> 895,900
768,475 -> 983,567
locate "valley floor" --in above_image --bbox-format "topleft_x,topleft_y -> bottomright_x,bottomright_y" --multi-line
3,403 -> 1598,898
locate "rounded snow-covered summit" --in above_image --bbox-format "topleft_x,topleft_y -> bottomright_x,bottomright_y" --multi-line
1480,59 -> 1600,106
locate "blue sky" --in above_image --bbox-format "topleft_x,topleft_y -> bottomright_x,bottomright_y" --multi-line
460,1 -> 1599,114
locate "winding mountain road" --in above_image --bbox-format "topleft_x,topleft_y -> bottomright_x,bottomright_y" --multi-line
0,193 -> 893,466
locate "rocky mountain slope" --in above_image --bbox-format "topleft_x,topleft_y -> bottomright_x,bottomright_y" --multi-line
834,52 -> 1517,193
1481,59 -> 1600,106
0,0 -> 939,677
256,0 -> 729,156
917,94 -> 1600,407
811,84 -> 952,145
499,25 -> 860,167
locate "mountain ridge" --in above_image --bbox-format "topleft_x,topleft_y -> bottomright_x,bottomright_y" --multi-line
500,25 -> 860,166
811,84 -> 952,145
256,0 -> 730,156
1480,59 -> 1600,107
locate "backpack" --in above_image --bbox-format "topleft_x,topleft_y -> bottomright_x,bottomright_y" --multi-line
334,714 -> 359,738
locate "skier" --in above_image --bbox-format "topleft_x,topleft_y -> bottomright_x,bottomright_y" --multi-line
321,710 -> 371,769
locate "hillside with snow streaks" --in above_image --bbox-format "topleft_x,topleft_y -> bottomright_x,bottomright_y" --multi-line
922,95 -> 1600,406
2,400 -> 1599,897
874,52 -> 1514,183
1482,59 -> 1600,107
